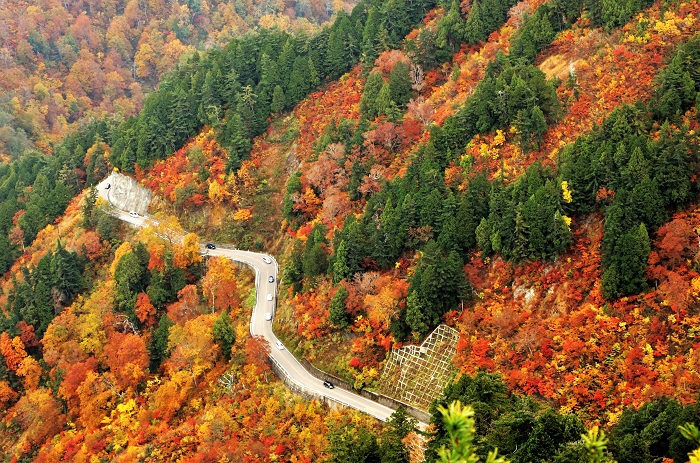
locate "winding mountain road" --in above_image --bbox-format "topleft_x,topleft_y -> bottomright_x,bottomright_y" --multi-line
97,178 -> 401,422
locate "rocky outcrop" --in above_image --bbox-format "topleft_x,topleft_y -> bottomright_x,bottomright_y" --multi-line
102,172 -> 152,214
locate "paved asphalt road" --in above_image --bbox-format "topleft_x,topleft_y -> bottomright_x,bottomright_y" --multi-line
96,179 -> 400,422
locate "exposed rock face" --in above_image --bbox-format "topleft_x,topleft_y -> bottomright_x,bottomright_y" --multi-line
102,172 -> 152,214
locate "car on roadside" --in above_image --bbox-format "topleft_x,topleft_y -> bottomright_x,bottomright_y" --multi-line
323,381 -> 334,389
262,256 -> 272,264
268,275 -> 275,283
275,340 -> 284,350
265,313 -> 272,321
205,243 -> 216,250
105,183 -> 111,189
129,211 -> 139,218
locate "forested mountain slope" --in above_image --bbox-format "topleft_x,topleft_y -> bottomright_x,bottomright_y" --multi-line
0,0 -> 361,286
0,0 -> 357,158
274,0 -> 700,410
0,1 -> 435,461
0,191 -> 404,461
1,0 -> 700,461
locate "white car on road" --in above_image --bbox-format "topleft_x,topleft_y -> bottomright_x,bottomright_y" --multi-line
275,340 -> 284,350
262,256 -> 272,264
129,211 -> 140,218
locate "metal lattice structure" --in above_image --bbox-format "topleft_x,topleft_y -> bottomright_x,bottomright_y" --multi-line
379,324 -> 459,411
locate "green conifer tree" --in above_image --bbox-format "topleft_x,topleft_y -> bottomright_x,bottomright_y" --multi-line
326,12 -> 354,80
464,1 -> 488,44
50,241 -> 84,306
115,251 -> 146,324
602,223 -> 650,298
361,6 -> 383,69
150,314 -> 174,370
375,82 -> 393,117
287,56 -> 312,104
81,186 -> 98,229
213,310 -> 236,360
333,240 -> 352,284
380,406 -> 417,463
271,85 -> 286,114
360,72 -> 385,119
388,60 -> 413,109
436,0 -> 466,53
329,286 -> 350,329
308,57 -> 321,88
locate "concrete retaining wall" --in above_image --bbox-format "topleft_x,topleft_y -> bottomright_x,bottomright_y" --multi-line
268,356 -> 345,411
268,357 -> 316,401
299,359 -> 432,423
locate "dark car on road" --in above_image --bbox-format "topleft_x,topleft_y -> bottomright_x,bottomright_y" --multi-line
323,381 -> 334,389
268,275 -> 274,283
205,243 -> 216,250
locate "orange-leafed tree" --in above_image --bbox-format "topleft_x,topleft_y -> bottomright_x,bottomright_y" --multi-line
58,357 -> 99,414
173,232 -> 202,269
147,243 -> 166,272
655,217 -> 696,269
167,285 -> 201,324
41,310 -> 88,368
75,370 -> 117,429
363,275 -> 410,331
148,370 -> 193,424
6,388 -> 66,456
0,332 -> 27,373
103,331 -> 149,391
233,208 -> 253,222
74,230 -> 104,260
165,315 -> 218,386
245,335 -> 271,376
17,357 -> 42,391
202,257 -> 240,313
0,381 -> 17,410
17,321 -> 40,351
135,292 -> 156,327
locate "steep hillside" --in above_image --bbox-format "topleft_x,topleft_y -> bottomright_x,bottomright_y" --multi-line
0,0 -> 431,299
114,0 -> 700,420
0,0 -> 357,157
0,0 -> 362,287
275,0 -> 700,385
0,1 -> 439,461
2,0 -> 700,460
0,188 -> 413,462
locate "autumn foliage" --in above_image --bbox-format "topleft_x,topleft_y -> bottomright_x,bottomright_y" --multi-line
0,0 -> 355,156
3,0 -> 700,459
273,0 -> 700,433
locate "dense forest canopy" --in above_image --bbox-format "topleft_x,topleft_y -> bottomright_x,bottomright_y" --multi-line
0,0 -> 360,157
0,0 -> 700,460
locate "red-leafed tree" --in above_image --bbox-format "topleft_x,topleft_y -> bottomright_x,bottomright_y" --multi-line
103,331 -> 149,390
